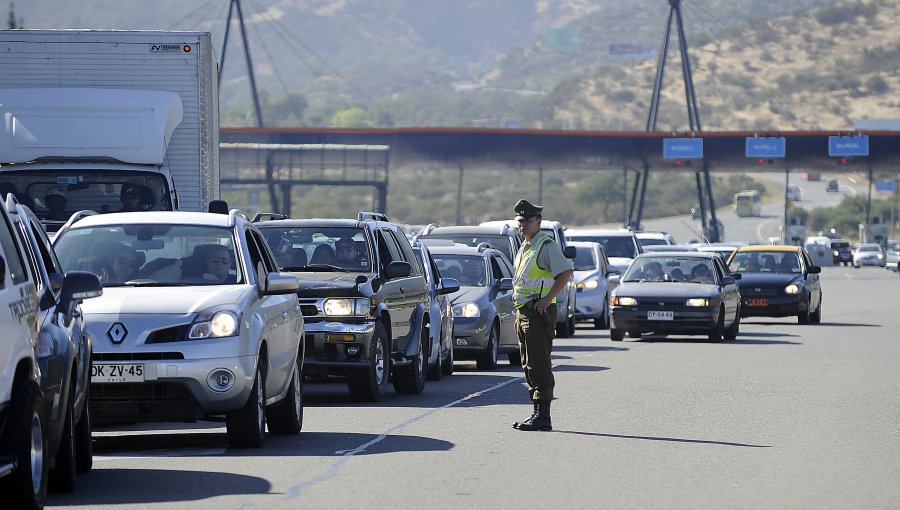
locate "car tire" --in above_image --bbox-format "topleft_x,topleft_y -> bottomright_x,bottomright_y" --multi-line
508,351 -> 522,366
348,322 -> 389,402
49,385 -> 77,492
594,305 -> 609,330
567,316 -> 576,337
394,326 -> 427,394
226,363 -> 266,448
440,343 -> 455,376
266,361 -> 303,435
627,330 -> 642,339
609,328 -> 624,341
708,308 -> 725,342
723,308 -> 740,340
476,323 -> 499,370
810,298 -> 822,324
0,379 -> 48,510
426,324 -> 442,382
555,318 -> 570,338
798,297 -> 811,325
74,383 -> 92,474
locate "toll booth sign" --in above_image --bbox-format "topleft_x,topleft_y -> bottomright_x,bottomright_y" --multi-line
745,137 -> 786,158
828,135 -> 869,157
663,138 -> 703,159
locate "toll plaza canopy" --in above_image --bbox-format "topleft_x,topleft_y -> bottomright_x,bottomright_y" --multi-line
221,128 -> 900,172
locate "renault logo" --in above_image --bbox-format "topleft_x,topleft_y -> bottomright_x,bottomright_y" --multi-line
108,322 -> 128,344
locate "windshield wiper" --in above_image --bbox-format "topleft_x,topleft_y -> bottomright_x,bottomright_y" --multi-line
295,264 -> 344,272
125,281 -> 196,287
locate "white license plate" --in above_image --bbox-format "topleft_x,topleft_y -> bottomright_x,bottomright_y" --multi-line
91,363 -> 145,383
647,311 -> 674,320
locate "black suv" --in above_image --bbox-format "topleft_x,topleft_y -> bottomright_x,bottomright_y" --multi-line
831,239 -> 852,266
257,212 -> 430,402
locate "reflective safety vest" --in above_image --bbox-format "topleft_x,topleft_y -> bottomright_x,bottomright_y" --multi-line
513,233 -> 557,308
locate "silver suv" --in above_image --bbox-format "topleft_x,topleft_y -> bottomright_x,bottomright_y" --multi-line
53,210 -> 303,448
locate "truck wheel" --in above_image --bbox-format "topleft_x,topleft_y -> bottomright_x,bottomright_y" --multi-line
74,384 -> 93,473
348,322 -> 389,402
226,364 -> 266,448
0,379 -> 48,510
440,344 -> 455,376
476,324 -> 499,370
266,361 -> 303,435
49,385 -> 77,492
394,326 -> 427,394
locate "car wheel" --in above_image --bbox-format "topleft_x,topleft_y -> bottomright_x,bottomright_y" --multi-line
0,379 -> 48,510
810,297 -> 822,324
476,323 -> 499,370
609,328 -> 625,341
394,326 -> 427,395
49,385 -> 77,492
798,297 -> 811,325
226,363 -> 266,448
708,308 -> 725,342
348,322 -> 389,402
567,316 -> 576,337
723,308 -> 740,340
627,330 -> 642,339
426,324 -> 442,382
555,318 -> 570,338
440,343 -> 455,376
266,361 -> 303,435
508,351 -> 522,366
594,304 -> 609,330
74,383 -> 92,473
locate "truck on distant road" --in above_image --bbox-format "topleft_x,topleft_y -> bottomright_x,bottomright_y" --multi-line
0,30 -> 220,231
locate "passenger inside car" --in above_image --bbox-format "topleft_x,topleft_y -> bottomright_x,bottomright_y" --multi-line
669,267 -> 684,281
310,244 -> 336,265
461,262 -> 486,286
690,263 -> 713,283
638,261 -> 664,281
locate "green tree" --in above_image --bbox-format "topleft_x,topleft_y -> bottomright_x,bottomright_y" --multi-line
331,107 -> 370,127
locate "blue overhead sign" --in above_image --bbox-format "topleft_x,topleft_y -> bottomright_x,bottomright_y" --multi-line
745,137 -> 786,158
829,135 -> 869,157
663,138 -> 703,159
875,179 -> 896,192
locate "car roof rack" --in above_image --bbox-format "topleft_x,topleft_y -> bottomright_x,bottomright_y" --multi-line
358,211 -> 389,222
476,242 -> 495,252
252,212 -> 288,222
60,210 -> 98,229
228,208 -> 250,226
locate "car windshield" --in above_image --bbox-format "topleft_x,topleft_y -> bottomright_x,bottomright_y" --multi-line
431,254 -> 486,287
637,237 -> 668,246
260,226 -> 372,272
623,256 -> 716,283
568,234 -> 637,258
55,224 -> 242,286
573,246 -> 597,271
858,244 -> 881,252
729,251 -> 801,274
421,234 -> 513,262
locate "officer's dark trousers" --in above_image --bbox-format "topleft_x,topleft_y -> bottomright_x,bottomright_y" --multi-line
515,301 -> 556,401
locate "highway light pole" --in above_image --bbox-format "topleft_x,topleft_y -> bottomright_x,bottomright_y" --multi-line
220,0 -> 264,127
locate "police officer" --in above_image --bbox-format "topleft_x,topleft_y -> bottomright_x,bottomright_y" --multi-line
511,199 -> 573,431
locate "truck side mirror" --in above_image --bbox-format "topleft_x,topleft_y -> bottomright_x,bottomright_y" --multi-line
564,246 -> 576,259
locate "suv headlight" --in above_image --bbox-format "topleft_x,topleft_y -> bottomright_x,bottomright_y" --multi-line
452,302 -> 481,318
189,310 -> 239,339
577,278 -> 599,290
323,298 -> 371,316
784,283 -> 800,295
685,298 -> 712,307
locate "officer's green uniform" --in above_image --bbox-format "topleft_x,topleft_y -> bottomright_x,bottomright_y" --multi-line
512,200 -> 573,423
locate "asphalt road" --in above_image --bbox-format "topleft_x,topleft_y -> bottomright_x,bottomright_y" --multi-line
47,265 -> 900,510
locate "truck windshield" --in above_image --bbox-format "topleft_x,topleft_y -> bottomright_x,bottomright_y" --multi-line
0,170 -> 172,223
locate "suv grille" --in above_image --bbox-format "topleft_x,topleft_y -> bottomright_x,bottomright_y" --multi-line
93,352 -> 185,361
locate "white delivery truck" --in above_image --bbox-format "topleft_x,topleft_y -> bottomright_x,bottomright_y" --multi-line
0,30 -> 219,230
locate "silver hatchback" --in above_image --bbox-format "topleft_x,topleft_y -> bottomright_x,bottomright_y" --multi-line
53,210 -> 304,448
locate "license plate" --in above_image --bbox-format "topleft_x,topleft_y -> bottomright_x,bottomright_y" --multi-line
746,298 -> 768,307
91,363 -> 145,383
647,311 -> 673,320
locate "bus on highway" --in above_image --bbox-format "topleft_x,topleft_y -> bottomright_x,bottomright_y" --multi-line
734,190 -> 761,217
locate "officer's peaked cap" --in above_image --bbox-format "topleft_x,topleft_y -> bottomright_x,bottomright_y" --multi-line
514,199 -> 542,220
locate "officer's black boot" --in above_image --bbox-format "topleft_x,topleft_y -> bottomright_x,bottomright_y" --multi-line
513,401 -> 552,431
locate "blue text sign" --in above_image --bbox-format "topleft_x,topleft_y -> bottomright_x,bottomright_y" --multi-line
829,136 -> 869,157
875,180 -> 896,192
663,138 -> 703,159
745,137 -> 786,158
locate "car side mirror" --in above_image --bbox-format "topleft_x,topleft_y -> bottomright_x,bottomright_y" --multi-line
564,246 -> 576,259
608,275 -> 620,285
438,277 -> 460,295
384,261 -> 411,279
498,277 -> 513,291
722,276 -> 736,285
808,266 -> 821,274
60,270 -> 103,303
264,272 -> 300,295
